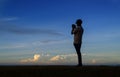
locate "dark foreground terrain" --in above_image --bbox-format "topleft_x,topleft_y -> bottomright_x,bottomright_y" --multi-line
0,65 -> 120,77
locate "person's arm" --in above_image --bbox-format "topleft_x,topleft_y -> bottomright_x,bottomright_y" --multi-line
71,24 -> 76,35
71,28 -> 74,35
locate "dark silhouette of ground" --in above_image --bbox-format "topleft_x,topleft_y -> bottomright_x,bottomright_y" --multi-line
0,65 -> 120,77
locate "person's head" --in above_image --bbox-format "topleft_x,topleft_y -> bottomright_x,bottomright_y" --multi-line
76,19 -> 82,26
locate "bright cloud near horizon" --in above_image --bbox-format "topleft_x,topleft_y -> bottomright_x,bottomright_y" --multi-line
20,54 -> 40,63
0,0 -> 120,65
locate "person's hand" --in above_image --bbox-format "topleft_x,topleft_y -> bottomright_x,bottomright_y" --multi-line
72,24 -> 76,29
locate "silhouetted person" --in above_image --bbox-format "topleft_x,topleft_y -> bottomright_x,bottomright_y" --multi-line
71,19 -> 84,66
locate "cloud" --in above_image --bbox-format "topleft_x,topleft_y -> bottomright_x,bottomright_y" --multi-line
0,43 -> 28,49
0,23 -> 63,36
32,39 -> 69,46
20,54 -> 40,63
82,53 -> 87,56
92,59 -> 97,64
19,53 -> 77,65
7,28 -> 61,35
0,17 -> 18,21
50,55 -> 65,61
50,54 -> 77,61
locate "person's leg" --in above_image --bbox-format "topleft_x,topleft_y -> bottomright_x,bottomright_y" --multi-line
74,44 -> 82,66
78,44 -> 82,66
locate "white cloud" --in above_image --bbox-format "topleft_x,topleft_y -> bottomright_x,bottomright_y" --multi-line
50,54 -> 77,61
33,54 -> 40,61
20,54 -> 40,63
50,55 -> 65,61
92,59 -> 97,64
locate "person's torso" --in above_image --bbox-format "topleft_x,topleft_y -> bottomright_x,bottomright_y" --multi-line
74,26 -> 84,44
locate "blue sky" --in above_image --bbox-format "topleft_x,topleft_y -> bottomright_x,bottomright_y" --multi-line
0,0 -> 120,65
